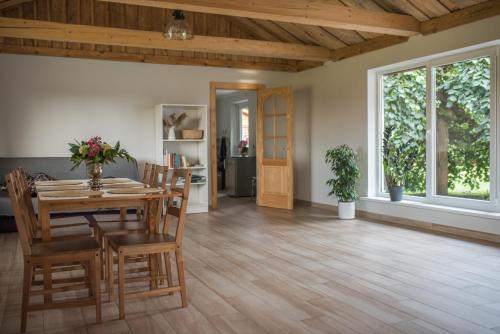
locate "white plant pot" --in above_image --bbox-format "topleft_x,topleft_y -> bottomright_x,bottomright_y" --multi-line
338,201 -> 355,220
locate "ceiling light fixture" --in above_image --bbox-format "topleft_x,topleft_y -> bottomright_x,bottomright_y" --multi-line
165,10 -> 193,40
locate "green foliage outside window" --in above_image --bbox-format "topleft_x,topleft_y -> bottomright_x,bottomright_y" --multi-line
383,56 -> 491,199
383,68 -> 427,194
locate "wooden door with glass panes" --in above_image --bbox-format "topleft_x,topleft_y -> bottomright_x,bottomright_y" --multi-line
257,86 -> 293,209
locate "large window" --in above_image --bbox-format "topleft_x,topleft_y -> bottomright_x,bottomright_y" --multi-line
378,49 -> 497,211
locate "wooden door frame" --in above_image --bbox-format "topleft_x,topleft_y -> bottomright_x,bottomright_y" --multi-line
210,82 -> 265,209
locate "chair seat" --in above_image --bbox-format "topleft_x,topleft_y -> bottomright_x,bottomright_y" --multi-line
96,221 -> 146,235
31,237 -> 100,257
108,233 -> 175,250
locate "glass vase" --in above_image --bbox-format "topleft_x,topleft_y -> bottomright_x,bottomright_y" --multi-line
87,162 -> 103,191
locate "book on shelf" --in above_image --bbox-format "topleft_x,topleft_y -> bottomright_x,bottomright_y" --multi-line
164,152 -> 188,168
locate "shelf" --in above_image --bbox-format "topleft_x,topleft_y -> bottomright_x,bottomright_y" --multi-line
167,182 -> 206,186
170,166 -> 206,170
156,103 -> 208,214
165,166 -> 206,170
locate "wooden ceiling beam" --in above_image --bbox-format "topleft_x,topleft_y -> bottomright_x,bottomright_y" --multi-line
420,0 -> 500,35
0,17 -> 332,61
0,0 -> 33,10
330,35 -> 408,62
0,43 -> 322,71
96,0 -> 421,36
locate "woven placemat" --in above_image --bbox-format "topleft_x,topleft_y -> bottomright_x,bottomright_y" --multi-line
103,183 -> 144,189
36,185 -> 90,192
36,180 -> 84,186
107,188 -> 163,195
40,190 -> 103,198
101,178 -> 131,184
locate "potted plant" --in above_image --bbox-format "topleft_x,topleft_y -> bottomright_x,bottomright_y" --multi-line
325,144 -> 360,219
238,140 -> 249,157
68,136 -> 134,190
163,112 -> 187,140
382,125 -> 417,201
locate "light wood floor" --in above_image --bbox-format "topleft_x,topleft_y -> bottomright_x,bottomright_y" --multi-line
1,197 -> 500,334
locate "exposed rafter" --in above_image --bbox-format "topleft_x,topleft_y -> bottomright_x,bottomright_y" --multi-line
96,0 -> 421,36
330,35 -> 409,62
0,0 -> 32,10
0,17 -> 331,61
420,0 -> 500,35
0,43 -> 321,71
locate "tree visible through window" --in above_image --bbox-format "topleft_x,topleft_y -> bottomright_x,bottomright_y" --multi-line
435,57 -> 491,200
383,68 -> 427,196
381,56 -> 492,201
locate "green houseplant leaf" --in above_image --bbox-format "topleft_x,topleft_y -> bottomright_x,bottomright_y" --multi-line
325,145 -> 360,202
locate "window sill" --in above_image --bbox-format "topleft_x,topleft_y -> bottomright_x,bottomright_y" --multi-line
359,197 -> 500,221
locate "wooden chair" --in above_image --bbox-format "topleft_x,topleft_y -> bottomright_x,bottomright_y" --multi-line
106,169 -> 192,319
136,162 -> 153,221
5,172 -> 102,333
94,165 -> 169,284
14,168 -> 92,240
102,163 -> 157,224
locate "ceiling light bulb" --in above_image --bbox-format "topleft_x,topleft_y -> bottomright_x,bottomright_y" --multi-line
165,10 -> 193,40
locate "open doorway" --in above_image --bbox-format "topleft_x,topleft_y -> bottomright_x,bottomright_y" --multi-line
210,82 -> 263,209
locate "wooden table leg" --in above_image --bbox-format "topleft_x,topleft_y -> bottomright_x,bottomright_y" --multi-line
38,205 -> 53,303
38,205 -> 50,242
120,208 -> 127,222
43,264 -> 52,304
118,252 -> 125,320
145,199 -> 159,289
94,251 -> 102,324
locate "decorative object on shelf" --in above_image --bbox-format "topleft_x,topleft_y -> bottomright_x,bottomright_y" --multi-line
238,140 -> 249,157
165,10 -> 193,40
163,112 -> 187,141
382,125 -> 417,202
182,129 -> 204,140
68,136 -> 134,190
325,144 -> 360,219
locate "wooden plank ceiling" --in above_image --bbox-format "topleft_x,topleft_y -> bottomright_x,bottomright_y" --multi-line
0,0 -> 497,72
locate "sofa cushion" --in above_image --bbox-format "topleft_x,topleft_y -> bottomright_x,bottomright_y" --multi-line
0,172 -> 56,196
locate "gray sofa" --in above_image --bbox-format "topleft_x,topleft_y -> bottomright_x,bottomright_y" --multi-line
1,157 -> 139,232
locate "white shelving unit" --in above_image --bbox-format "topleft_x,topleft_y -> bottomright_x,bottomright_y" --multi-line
155,104 -> 208,213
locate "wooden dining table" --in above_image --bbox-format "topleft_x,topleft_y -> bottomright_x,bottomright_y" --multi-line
35,178 -> 171,303
35,178 -> 168,242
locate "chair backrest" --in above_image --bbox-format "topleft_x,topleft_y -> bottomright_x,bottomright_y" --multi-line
5,172 -> 33,256
141,163 -> 152,185
144,165 -> 170,230
162,169 -> 192,245
148,164 -> 158,187
14,168 -> 38,236
151,165 -> 169,189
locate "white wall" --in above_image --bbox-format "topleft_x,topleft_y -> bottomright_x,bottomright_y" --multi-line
0,53 -> 314,199
289,16 -> 500,234
0,54 -> 288,163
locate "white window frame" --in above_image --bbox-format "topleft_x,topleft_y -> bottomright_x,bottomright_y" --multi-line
235,100 -> 249,142
375,46 -> 499,212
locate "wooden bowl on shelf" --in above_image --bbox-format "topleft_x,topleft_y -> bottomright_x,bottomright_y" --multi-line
182,129 -> 204,140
